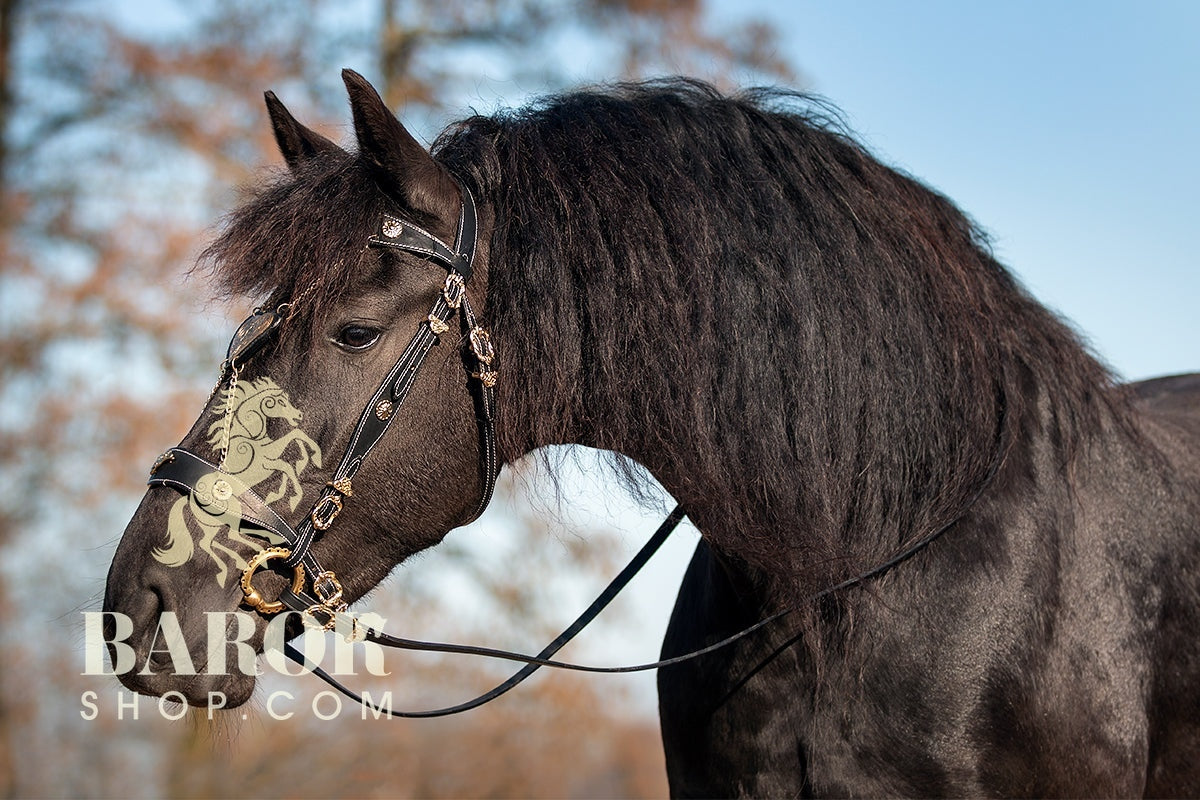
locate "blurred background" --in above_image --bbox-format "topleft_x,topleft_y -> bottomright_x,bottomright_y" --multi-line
0,1 -> 1195,797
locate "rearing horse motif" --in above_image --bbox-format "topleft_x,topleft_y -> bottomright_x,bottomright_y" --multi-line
152,377 -> 322,586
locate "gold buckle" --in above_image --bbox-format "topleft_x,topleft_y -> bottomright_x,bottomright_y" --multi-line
443,273 -> 466,309
469,326 -> 495,365
311,494 -> 343,530
312,570 -> 344,606
304,604 -> 338,631
240,547 -> 305,615
304,570 -> 348,631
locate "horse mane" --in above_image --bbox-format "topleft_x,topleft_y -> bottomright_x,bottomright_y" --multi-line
432,79 -> 1135,584
202,78 -> 1135,590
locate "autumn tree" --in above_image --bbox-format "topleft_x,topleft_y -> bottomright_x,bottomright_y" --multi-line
0,1 -> 795,796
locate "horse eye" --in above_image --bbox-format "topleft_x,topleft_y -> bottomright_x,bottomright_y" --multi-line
333,324 -> 381,351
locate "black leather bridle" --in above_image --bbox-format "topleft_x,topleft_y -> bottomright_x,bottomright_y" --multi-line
144,184 -> 1007,719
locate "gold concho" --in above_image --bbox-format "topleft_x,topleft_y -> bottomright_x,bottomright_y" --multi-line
211,479 -> 233,501
240,547 -> 305,615
381,217 -> 404,238
428,314 -> 449,335
375,399 -> 394,420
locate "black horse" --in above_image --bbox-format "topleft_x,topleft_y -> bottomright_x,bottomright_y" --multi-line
105,71 -> 1200,796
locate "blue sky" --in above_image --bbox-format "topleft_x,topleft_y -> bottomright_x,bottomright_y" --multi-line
110,0 -> 1197,380
726,0 -> 1198,381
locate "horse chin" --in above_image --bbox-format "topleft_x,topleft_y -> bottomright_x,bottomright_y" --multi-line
115,665 -> 257,708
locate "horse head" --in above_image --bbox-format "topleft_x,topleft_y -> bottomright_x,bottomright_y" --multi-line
104,70 -> 495,706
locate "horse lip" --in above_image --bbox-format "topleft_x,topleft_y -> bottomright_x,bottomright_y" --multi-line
116,668 -> 256,708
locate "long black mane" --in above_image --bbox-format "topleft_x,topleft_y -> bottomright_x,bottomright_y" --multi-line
435,80 -> 1133,582
207,79 -> 1134,591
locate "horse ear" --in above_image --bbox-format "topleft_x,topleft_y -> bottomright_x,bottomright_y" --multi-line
264,90 -> 344,172
341,68 -> 459,221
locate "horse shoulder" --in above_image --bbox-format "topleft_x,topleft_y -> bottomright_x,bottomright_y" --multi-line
659,539 -> 810,797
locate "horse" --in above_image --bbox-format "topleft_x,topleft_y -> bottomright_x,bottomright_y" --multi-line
104,70 -> 1200,796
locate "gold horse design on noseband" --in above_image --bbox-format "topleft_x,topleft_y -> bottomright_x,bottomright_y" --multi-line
153,378 -> 322,586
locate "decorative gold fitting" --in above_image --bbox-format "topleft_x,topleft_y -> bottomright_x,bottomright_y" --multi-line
469,326 -> 495,365
381,216 -> 404,238
303,569 -> 349,631
427,315 -> 449,335
240,547 -> 305,615
211,479 -> 233,501
329,477 -> 353,497
443,273 -> 466,309
313,570 -> 345,606
473,369 -> 499,388
310,494 -> 343,530
150,451 -> 175,474
305,604 -> 338,631
375,399 -> 394,420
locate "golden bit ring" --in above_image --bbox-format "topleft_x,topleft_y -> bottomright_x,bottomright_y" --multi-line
240,547 -> 305,615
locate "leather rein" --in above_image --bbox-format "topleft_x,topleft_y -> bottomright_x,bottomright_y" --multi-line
145,185 -> 1007,718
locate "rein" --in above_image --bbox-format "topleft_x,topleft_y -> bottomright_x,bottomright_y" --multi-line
287,435 -> 1005,719
145,185 -> 1008,719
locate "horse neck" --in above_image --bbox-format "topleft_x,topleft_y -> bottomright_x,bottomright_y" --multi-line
487,254 -> 822,580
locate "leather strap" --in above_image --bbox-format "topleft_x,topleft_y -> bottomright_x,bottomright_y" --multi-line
280,505 -> 687,718
149,449 -> 296,546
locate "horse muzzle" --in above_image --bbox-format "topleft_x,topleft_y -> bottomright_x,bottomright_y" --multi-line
102,490 -> 262,707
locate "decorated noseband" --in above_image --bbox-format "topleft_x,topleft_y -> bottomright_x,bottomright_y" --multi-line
148,184 -> 497,630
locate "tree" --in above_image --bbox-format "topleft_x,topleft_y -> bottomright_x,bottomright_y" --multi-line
0,1 -> 795,795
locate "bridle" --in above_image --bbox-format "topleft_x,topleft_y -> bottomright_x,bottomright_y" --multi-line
144,183 -> 1009,719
